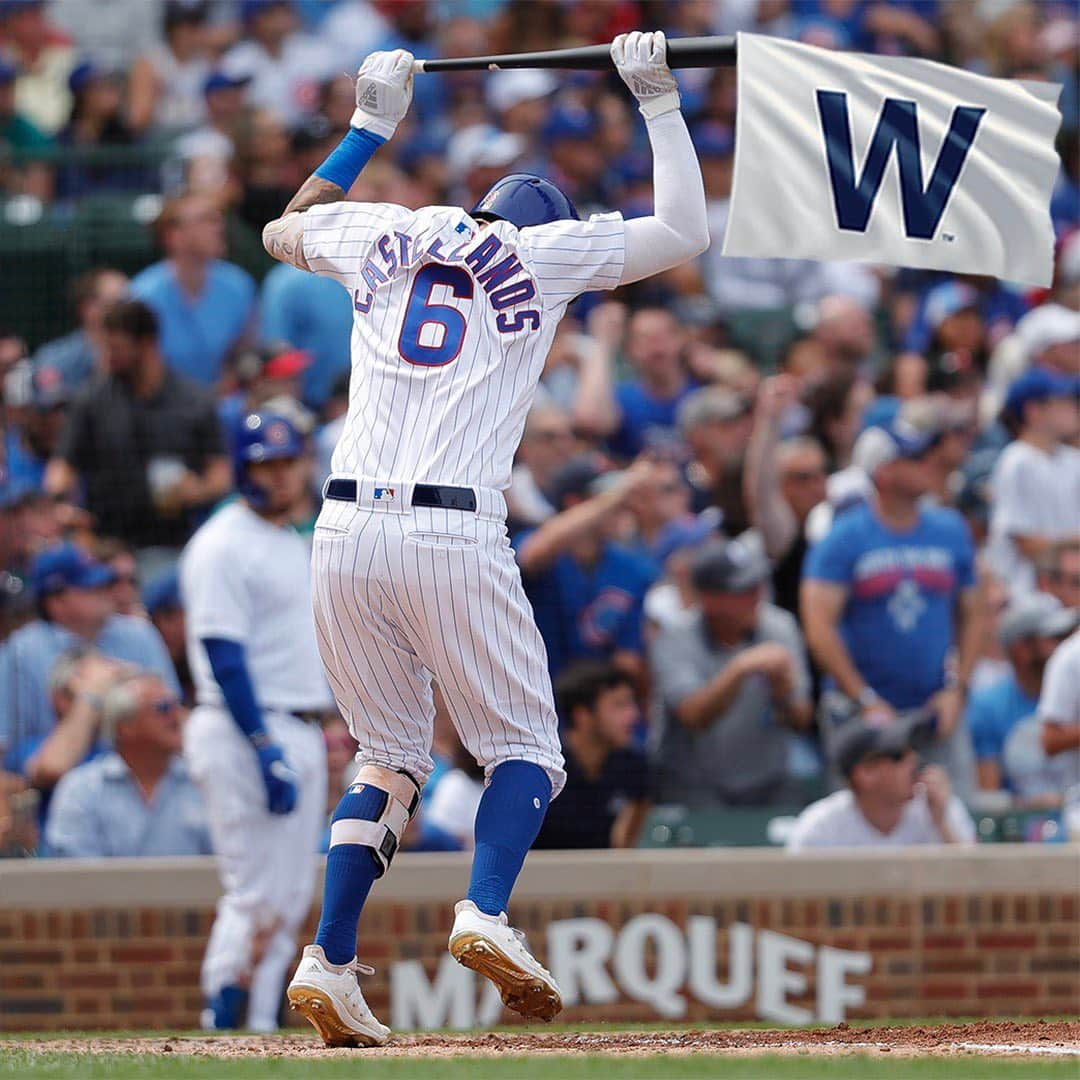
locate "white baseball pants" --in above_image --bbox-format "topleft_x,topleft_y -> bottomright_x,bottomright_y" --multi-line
310,484 -> 565,798
184,706 -> 327,1031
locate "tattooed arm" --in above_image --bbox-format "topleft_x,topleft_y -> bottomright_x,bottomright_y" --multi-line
283,176 -> 346,217
262,49 -> 414,271
262,178 -> 345,271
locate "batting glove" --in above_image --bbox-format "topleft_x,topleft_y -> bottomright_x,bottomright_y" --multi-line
611,30 -> 680,121
351,49 -> 415,140
254,741 -> 299,816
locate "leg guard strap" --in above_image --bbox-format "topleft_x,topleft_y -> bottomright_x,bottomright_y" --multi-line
329,765 -> 421,876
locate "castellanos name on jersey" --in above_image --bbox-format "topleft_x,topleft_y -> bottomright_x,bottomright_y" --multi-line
301,201 -> 625,491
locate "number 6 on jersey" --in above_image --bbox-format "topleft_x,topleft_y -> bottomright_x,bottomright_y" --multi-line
397,265 -> 474,366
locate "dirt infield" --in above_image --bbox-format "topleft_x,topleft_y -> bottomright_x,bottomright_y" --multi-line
6,1020 -> 1079,1059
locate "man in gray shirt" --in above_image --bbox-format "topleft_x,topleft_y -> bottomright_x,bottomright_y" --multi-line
45,670 -> 210,857
649,536 -> 812,806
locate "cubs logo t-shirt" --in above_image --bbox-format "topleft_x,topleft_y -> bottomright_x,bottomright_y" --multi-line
804,502 -> 975,709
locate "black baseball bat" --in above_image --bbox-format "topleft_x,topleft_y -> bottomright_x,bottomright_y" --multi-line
412,35 -> 737,73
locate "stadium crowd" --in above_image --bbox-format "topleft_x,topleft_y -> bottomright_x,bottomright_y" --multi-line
0,0 -> 1078,860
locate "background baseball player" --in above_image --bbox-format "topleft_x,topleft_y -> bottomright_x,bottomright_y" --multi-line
180,412 -> 332,1032
261,30 -> 708,1046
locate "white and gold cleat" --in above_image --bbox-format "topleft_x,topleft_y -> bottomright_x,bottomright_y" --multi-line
287,944 -> 390,1048
448,899 -> 563,1022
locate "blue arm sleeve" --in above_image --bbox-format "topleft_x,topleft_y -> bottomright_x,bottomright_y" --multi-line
203,637 -> 267,742
313,127 -> 386,192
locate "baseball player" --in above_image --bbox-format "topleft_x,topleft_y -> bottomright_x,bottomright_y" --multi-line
262,30 -> 708,1046
180,413 -> 332,1032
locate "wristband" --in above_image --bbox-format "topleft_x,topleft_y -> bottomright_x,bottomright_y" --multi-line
639,91 -> 681,121
313,127 -> 386,193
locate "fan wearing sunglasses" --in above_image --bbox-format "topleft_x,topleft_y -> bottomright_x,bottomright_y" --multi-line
44,671 -> 210,859
786,721 -> 976,850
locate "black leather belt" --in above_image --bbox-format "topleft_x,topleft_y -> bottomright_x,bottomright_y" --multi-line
290,709 -> 325,724
324,479 -> 478,513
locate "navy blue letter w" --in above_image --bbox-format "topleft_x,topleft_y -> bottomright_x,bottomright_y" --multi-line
816,91 -> 986,241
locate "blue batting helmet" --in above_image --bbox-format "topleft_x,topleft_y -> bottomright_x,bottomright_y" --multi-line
234,412 -> 303,508
470,173 -> 579,229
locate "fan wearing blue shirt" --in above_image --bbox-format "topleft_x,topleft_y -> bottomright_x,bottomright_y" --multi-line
0,544 -> 179,768
258,262 -> 353,409
604,308 -> 699,460
802,416 -> 980,797
2,362 -> 74,498
131,194 -> 256,386
514,457 -> 660,682
32,268 -> 129,389
966,592 -> 1078,793
45,671 -> 211,858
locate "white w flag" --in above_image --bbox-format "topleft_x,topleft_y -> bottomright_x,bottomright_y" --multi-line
723,34 -> 1062,287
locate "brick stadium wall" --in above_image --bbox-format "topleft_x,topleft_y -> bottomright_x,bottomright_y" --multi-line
1,847 -> 1077,1031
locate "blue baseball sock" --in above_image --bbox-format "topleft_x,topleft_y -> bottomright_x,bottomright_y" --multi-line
467,761 -> 552,917
206,985 -> 248,1029
314,785 -> 386,965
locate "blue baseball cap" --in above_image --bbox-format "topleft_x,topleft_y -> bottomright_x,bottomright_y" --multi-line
653,508 -> 722,566
235,412 -> 303,465
1003,366 -> 1079,420
240,0 -> 290,22
852,416 -> 937,477
68,60 -> 105,95
143,569 -> 182,615
30,544 -> 116,598
203,69 -> 251,97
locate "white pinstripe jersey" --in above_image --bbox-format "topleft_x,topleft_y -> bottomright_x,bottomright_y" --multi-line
301,202 -> 625,489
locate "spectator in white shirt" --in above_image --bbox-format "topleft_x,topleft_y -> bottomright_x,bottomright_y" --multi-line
127,1 -> 211,135
786,721 -> 976,850
222,0 -> 337,128
1037,630 -> 1080,792
988,368 -> 1080,596
982,302 -> 1080,426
